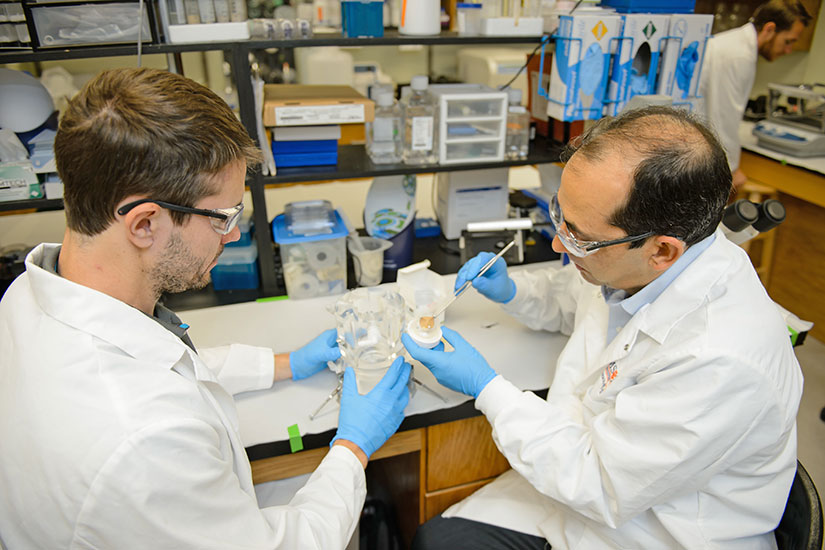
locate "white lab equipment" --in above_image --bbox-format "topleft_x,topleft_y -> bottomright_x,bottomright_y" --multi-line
398,0 -> 440,35
457,47 -> 532,108
720,198 -> 785,246
0,68 -> 55,133
435,167 -> 510,239
429,83 -> 508,165
295,46 -> 354,86
750,84 -> 825,158
396,260 -> 450,347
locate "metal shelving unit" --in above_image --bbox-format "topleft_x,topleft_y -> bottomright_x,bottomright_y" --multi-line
2,31 -> 558,306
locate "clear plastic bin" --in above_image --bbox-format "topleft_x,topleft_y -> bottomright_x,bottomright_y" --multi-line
30,3 -> 153,47
272,208 -> 348,300
445,97 -> 506,119
444,140 -> 502,162
211,243 -> 259,290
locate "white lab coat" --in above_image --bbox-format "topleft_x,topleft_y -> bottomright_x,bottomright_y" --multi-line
0,243 -> 365,550
446,231 -> 802,550
698,23 -> 758,171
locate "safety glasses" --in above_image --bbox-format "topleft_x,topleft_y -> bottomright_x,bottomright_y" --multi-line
116,199 -> 244,236
548,193 -> 654,257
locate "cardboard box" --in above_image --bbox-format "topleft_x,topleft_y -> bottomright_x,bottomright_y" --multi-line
656,14 -> 713,110
547,13 -> 622,121
606,13 -> 671,116
263,85 -> 375,127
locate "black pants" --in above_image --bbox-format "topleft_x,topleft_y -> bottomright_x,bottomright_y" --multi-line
411,515 -> 550,550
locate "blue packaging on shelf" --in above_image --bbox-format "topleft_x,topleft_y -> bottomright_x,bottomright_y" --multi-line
211,243 -> 259,290
273,151 -> 338,167
225,216 -> 254,248
600,0 -> 695,13
341,0 -> 384,38
271,139 -> 338,154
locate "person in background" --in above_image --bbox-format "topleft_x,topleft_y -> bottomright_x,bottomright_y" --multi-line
404,106 -> 803,550
0,67 -> 411,549
698,0 -> 811,193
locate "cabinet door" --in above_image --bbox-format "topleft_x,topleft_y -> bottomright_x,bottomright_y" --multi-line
423,478 -> 497,523
426,416 -> 511,492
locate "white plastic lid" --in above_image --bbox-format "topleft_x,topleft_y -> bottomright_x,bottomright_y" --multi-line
376,91 -> 394,107
410,75 -> 429,91
507,88 -> 522,105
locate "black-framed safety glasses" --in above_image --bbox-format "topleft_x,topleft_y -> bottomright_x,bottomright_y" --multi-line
116,199 -> 244,236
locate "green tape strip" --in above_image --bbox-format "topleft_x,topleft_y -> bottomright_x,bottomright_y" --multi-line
256,295 -> 289,303
287,424 -> 303,453
788,326 -> 799,346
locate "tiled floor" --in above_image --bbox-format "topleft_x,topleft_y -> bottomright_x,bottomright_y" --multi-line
794,334 -> 825,547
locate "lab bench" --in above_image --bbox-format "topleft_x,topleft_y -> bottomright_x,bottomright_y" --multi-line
738,121 -> 825,341
179,258 -> 565,546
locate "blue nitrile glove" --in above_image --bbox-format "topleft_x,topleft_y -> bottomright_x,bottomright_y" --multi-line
454,252 -> 516,304
402,326 -> 496,398
676,41 -> 699,98
580,42 -> 606,96
331,356 -> 412,458
290,328 -> 341,380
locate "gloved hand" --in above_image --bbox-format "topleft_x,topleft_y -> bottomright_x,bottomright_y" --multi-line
454,252 -> 516,304
290,328 -> 341,380
332,356 -> 412,458
402,326 -> 496,398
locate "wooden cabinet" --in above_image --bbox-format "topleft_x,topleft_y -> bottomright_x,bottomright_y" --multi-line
421,415 -> 511,522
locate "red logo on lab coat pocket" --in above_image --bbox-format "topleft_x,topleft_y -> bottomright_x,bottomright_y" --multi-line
600,361 -> 618,393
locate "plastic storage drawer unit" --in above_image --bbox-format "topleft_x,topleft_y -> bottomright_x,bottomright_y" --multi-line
28,2 -> 155,48
272,209 -> 348,299
211,243 -> 259,290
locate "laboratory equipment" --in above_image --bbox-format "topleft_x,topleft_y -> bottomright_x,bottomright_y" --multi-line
435,168 -> 510,239
431,240 -> 515,320
329,287 -> 407,394
402,75 -> 438,165
366,91 -> 403,164
505,88 -> 529,160
457,48 -> 532,107
0,68 -> 54,133
751,84 -> 825,158
459,218 -> 529,265
430,83 -> 508,165
720,198 -> 785,246
396,260 -> 451,348
348,236 -> 392,286
399,0 -> 440,35
272,200 -> 348,299
210,242 -> 259,290
363,174 -> 417,271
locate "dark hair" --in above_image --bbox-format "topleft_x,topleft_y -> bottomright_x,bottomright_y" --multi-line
751,0 -> 812,32
55,67 -> 262,236
560,106 -> 732,248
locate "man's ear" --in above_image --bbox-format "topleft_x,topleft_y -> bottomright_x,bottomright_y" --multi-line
117,201 -> 164,250
759,21 -> 777,41
648,236 -> 685,273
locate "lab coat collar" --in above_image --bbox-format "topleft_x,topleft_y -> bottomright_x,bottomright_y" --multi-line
627,229 -> 735,345
26,243 -> 193,370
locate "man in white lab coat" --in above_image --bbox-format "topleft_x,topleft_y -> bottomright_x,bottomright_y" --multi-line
698,0 -> 811,192
0,67 -> 411,549
404,106 -> 803,549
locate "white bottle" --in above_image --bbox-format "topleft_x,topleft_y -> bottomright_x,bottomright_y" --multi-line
505,88 -> 530,160
367,91 -> 403,164
402,75 -> 438,165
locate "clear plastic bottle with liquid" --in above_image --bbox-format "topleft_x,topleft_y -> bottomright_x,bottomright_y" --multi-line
366,91 -> 403,164
402,75 -> 438,165
505,88 -> 530,160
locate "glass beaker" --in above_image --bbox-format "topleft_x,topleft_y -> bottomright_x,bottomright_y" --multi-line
329,287 -> 407,394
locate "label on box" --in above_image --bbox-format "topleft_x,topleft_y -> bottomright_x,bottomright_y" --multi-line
0,162 -> 43,201
274,104 -> 366,126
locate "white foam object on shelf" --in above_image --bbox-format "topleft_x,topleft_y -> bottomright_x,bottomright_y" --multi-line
166,22 -> 250,43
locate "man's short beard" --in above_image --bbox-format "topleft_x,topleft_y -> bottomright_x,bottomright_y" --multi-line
150,231 -> 220,296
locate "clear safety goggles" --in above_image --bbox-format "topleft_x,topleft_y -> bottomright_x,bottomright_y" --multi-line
117,199 -> 244,236
548,193 -> 653,257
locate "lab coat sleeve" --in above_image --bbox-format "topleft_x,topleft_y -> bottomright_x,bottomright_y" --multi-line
475,349 -> 788,527
198,344 -> 275,395
699,43 -> 754,171
72,419 -> 365,550
501,263 -> 587,335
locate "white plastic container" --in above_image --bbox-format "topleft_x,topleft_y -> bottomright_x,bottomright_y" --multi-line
348,236 -> 392,286
399,0 -> 440,35
456,3 -> 482,35
429,83 -> 507,165
295,46 -> 354,86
